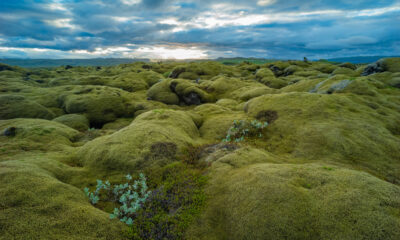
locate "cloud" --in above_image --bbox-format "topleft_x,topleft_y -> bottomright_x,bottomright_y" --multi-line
0,0 -> 399,59
257,0 -> 276,7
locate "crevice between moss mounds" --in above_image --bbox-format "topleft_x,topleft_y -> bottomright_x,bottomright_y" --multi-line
147,79 -> 213,106
170,81 -> 202,105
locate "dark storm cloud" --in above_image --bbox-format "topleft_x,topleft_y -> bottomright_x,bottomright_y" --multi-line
0,0 -> 399,59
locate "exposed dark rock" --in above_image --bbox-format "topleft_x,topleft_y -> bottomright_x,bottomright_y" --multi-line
65,65 -> 73,70
183,92 -> 202,105
269,65 -> 283,77
168,67 -> 186,78
0,64 -> 13,72
142,64 -> 152,69
169,81 -> 178,93
4,127 -> 16,137
362,61 -> 385,76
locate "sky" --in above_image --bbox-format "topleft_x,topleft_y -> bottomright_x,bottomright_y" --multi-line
0,0 -> 399,59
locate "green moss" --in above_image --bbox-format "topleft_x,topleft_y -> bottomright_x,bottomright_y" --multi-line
245,92 -> 400,182
188,162 -> 400,240
239,86 -> 275,101
0,95 -> 55,120
338,62 -> 357,70
255,68 -> 275,79
147,79 -> 179,105
58,85 -> 135,127
0,158 -> 128,239
170,79 -> 215,104
381,58 -> 400,72
332,67 -> 359,77
259,77 -> 288,89
53,114 -> 90,132
2,59 -> 400,240
311,62 -> 338,73
101,118 -> 133,130
203,76 -> 266,100
77,110 -> 199,171
283,65 -> 302,75
0,118 -> 80,153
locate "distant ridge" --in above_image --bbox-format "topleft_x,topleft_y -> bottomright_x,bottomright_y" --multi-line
324,56 -> 400,64
2,56 -> 399,68
0,58 -> 149,68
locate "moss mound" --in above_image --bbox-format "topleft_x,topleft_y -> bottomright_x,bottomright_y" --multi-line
382,58 -> 400,72
58,86 -> 135,127
0,159 -> 127,239
78,110 -> 199,171
0,118 -> 81,154
147,79 -> 179,105
246,92 -> 400,182
188,162 -> 400,240
53,114 -> 90,132
0,95 -> 55,120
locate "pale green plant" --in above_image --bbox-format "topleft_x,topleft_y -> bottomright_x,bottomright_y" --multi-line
222,119 -> 268,143
84,173 -> 151,225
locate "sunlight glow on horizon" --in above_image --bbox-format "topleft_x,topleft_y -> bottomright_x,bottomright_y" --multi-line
0,45 -> 210,60
134,46 -> 208,59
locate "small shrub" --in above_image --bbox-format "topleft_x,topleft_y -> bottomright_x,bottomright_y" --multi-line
256,110 -> 278,123
128,163 -> 207,240
222,119 -> 268,143
84,173 -> 151,225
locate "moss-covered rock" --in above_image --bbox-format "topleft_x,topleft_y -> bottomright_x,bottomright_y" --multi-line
0,118 -> 80,153
255,68 -> 275,79
58,86 -> 134,127
245,92 -> 400,182
239,86 -> 275,101
188,162 -> 400,240
147,79 -> 179,105
170,79 -> 214,105
0,158 -> 127,239
381,58 -> 400,73
332,67 -> 358,77
338,62 -> 357,70
0,95 -> 55,120
2,59 -> 400,240
311,62 -> 338,73
77,110 -> 199,171
53,114 -> 90,132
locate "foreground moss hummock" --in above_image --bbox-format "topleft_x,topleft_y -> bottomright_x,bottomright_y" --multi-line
0,58 -> 400,239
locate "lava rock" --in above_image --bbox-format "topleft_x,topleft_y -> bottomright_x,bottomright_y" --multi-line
183,92 -> 202,105
269,65 -> 283,77
168,67 -> 186,78
3,127 -> 16,137
0,64 -> 13,72
362,61 -> 385,76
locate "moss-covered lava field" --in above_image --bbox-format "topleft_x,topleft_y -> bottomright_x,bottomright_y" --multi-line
1,58 -> 400,239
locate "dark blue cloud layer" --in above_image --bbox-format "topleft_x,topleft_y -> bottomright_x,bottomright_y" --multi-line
0,0 -> 399,59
